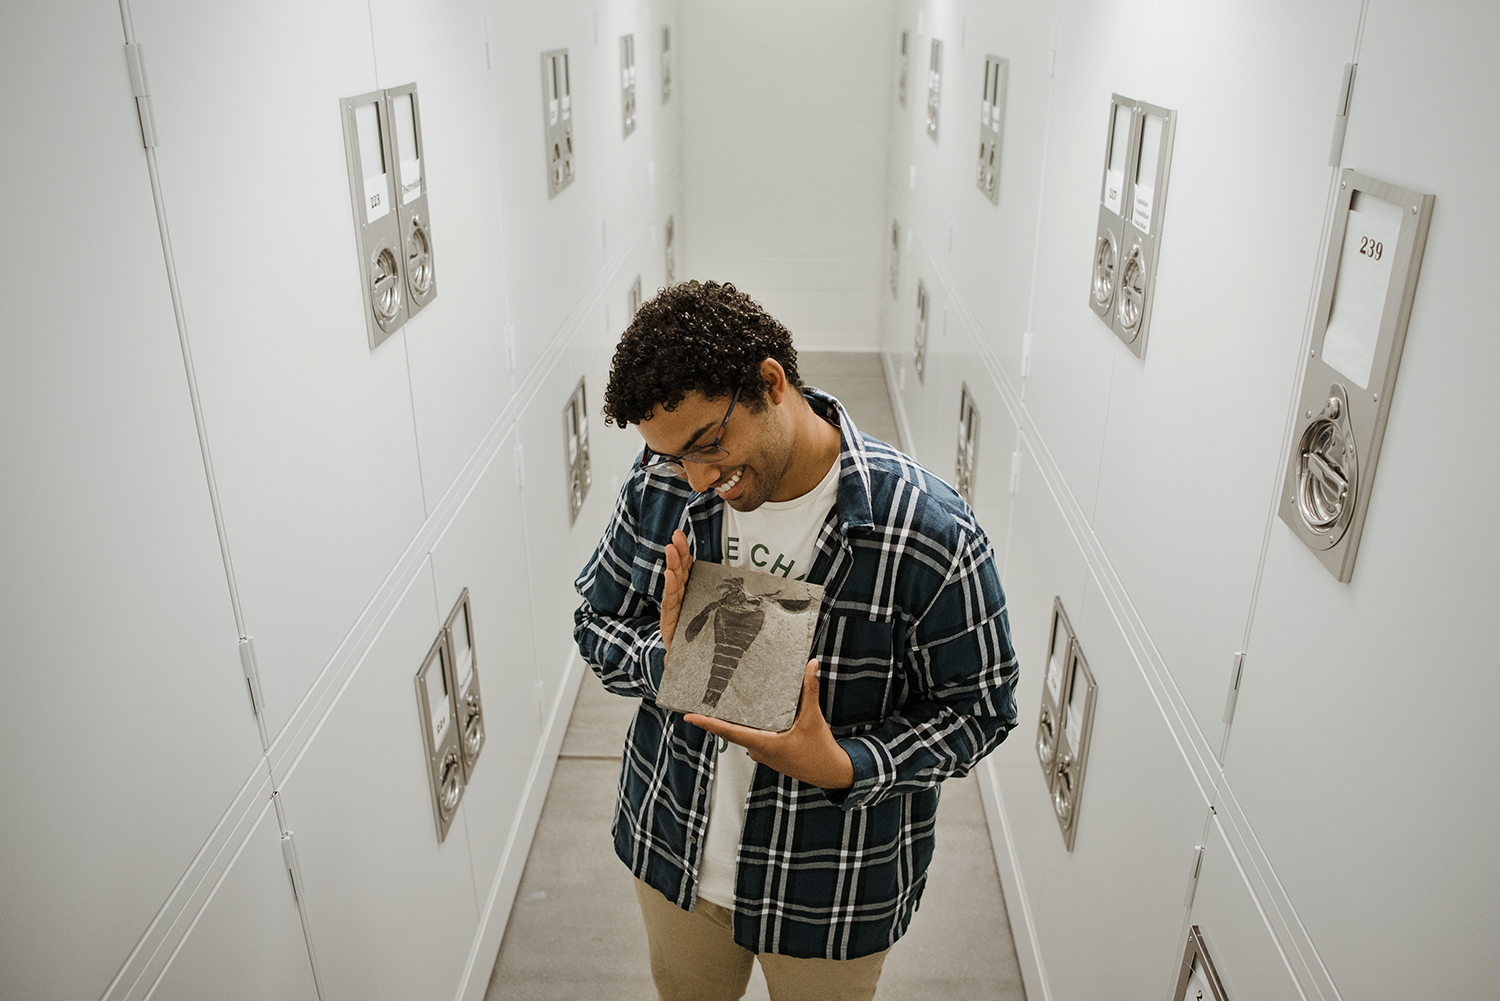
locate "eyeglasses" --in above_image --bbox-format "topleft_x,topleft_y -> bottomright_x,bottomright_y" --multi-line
640,387 -> 741,478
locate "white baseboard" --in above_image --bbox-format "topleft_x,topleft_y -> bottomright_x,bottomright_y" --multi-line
879,351 -> 915,455
454,650 -> 586,1001
977,757 -> 1052,1001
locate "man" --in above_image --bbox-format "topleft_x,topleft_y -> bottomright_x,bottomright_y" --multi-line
574,281 -> 1018,1000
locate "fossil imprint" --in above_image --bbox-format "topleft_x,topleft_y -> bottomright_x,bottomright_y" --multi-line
657,562 -> 825,730
684,577 -> 815,709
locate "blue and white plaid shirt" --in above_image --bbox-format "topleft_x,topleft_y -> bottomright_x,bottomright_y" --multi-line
573,388 -> 1019,960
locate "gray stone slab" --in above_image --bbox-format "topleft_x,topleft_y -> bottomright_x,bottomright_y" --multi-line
658,563 -> 824,732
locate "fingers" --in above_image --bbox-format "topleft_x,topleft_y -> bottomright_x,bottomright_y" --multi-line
685,714 -> 768,755
792,659 -> 821,726
661,531 -> 693,652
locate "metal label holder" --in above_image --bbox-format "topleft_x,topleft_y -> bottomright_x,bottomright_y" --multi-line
1173,926 -> 1230,1001
1051,633 -> 1096,851
889,219 -> 900,298
444,588 -> 485,781
341,90 -> 407,348
1277,169 -> 1434,582
1089,94 -> 1135,332
415,632 -> 464,842
955,384 -> 980,503
661,26 -> 672,104
384,83 -> 437,319
976,56 -> 1008,204
541,49 -> 576,198
925,38 -> 942,140
1036,597 -> 1074,787
897,30 -> 909,108
620,34 -> 637,137
1090,94 -> 1176,360
1116,98 -> 1176,358
665,215 -> 676,284
563,377 -> 592,525
914,279 -> 929,382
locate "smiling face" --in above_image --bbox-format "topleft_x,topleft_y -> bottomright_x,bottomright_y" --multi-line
638,386 -> 796,511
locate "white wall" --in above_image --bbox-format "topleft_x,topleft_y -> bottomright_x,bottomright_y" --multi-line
678,0 -> 894,350
879,1 -> 1498,999
0,0 -> 678,998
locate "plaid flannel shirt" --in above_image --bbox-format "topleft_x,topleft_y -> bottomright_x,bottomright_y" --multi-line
573,388 -> 1019,959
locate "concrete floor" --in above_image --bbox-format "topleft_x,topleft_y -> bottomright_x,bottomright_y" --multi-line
485,353 -> 1026,1000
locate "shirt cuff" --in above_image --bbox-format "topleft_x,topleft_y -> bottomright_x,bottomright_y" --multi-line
825,736 -> 895,811
644,633 -> 667,698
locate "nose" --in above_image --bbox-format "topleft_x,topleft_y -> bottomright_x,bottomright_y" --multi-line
683,461 -> 722,494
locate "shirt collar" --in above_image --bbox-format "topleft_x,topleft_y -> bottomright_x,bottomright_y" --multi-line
803,386 -> 875,531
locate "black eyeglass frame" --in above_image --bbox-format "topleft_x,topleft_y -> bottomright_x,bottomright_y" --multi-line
639,387 -> 742,477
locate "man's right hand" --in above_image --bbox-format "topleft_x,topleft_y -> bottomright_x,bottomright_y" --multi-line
660,529 -> 694,654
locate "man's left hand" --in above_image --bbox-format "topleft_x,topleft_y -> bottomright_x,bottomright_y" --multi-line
685,660 -> 855,790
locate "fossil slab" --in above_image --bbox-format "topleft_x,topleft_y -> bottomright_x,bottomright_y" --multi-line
658,561 -> 825,732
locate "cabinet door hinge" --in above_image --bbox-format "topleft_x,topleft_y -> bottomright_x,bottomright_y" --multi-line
1328,62 -> 1356,167
281,831 -> 306,900
123,43 -> 159,148
1184,844 -> 1205,908
1222,651 -> 1245,725
238,636 -> 266,715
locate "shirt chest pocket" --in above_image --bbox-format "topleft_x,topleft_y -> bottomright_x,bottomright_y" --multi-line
816,612 -> 907,732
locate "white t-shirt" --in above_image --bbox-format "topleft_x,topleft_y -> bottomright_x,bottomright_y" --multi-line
696,457 -> 840,908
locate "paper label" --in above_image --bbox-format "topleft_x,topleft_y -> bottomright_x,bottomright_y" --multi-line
400,158 -> 422,204
1132,183 -> 1155,234
991,106 -> 1001,131
458,652 -> 473,689
426,667 -> 450,745
364,174 -> 389,223
1065,702 -> 1082,750
981,100 -> 991,126
1323,195 -> 1402,390
1046,650 -> 1064,702
1103,168 -> 1124,215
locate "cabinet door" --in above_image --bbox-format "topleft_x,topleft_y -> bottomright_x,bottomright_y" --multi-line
429,435 -> 543,897
1030,577 -> 1207,1001
128,0 -> 428,741
0,3 -> 263,999
1183,821 -> 1304,1001
1227,4 -> 1500,998
277,561 -> 479,1001
148,804 -> 319,1001
368,0 -> 516,504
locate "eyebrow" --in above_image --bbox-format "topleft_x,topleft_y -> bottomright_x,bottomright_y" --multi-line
677,421 -> 718,454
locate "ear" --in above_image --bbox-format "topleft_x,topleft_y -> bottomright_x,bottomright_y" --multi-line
761,357 -> 789,405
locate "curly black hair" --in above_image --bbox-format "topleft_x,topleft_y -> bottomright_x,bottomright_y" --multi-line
602,280 -> 803,427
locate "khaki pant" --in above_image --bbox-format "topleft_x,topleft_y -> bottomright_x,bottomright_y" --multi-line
634,878 -> 889,1001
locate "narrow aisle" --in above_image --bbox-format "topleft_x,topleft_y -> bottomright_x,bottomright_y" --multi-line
487,354 -> 1024,1000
